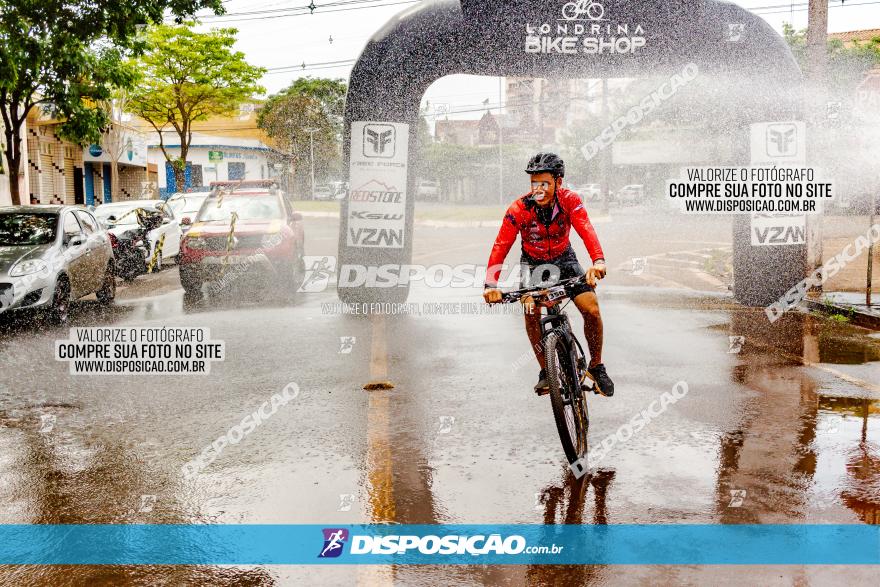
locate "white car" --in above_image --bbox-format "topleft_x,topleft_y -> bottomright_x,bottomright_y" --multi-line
417,180 -> 440,201
313,185 -> 334,200
576,183 -> 602,202
614,184 -> 645,205
165,193 -> 209,235
93,200 -> 182,268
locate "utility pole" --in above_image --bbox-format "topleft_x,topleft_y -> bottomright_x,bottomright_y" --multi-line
498,76 -> 504,205
601,77 -> 612,205
869,189 -> 876,307
304,127 -> 319,200
806,0 -> 829,81
806,0 -> 829,278
287,119 -> 296,197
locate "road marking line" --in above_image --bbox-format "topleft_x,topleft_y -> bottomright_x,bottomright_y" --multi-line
364,314 -> 394,390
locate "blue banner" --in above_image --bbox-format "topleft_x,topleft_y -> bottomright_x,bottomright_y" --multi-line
0,525 -> 877,565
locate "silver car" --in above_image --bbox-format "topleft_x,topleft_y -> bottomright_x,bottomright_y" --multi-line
0,205 -> 115,324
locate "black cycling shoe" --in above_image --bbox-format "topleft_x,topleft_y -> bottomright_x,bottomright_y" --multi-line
534,368 -> 550,396
587,363 -> 615,397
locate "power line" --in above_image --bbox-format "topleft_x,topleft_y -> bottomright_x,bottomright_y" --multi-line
195,0 -> 418,23
202,0 -> 398,19
264,59 -> 357,72
752,0 -> 880,14
254,0 -> 878,80
199,0 -> 878,23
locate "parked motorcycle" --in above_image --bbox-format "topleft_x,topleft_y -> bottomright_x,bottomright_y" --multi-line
107,209 -> 163,281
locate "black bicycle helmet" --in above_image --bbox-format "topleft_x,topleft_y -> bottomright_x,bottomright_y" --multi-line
525,152 -> 565,178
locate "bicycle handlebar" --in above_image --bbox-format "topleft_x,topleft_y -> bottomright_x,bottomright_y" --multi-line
493,275 -> 589,304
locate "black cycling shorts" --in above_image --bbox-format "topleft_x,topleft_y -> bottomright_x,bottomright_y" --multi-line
519,246 -> 594,299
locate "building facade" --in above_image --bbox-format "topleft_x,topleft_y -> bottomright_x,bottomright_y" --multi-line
147,132 -> 280,198
25,117 -> 85,206
82,124 -> 151,204
0,118 -> 29,207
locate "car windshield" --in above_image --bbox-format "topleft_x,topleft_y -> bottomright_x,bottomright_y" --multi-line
94,204 -> 152,226
167,195 -> 208,217
0,212 -> 58,246
197,194 -> 283,222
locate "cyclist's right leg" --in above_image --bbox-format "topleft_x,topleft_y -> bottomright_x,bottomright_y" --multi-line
525,307 -> 545,367
520,257 -> 547,368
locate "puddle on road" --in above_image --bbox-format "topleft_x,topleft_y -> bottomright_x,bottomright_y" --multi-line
817,330 -> 880,364
812,397 -> 880,525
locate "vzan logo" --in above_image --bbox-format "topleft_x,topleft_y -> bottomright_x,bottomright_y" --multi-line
363,124 -> 395,158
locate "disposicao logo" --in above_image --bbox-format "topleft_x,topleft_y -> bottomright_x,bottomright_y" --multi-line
318,528 -> 349,558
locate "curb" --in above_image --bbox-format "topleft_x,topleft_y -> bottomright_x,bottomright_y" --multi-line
298,211 -> 338,219
298,211 -> 611,228
801,298 -> 880,330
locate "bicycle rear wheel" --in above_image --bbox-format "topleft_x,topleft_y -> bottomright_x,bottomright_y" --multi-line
545,331 -> 590,464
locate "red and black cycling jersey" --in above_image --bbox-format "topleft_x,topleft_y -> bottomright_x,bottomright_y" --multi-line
485,187 -> 605,286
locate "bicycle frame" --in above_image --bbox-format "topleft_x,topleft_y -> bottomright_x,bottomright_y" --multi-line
497,276 -> 591,388
493,276 -> 593,464
539,304 -> 588,395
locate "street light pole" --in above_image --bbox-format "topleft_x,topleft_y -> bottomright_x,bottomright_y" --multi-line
303,127 -> 319,200
498,76 -> 504,205
286,119 -> 296,197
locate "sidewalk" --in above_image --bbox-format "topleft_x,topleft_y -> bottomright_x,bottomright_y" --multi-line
804,292 -> 880,330
295,200 -> 612,227
810,214 -> 880,329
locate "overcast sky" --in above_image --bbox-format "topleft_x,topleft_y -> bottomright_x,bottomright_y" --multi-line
193,0 -> 880,122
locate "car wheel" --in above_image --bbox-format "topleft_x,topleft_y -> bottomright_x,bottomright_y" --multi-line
96,261 -> 116,305
289,252 -> 306,292
48,276 -> 71,325
277,253 -> 305,299
180,269 -> 202,297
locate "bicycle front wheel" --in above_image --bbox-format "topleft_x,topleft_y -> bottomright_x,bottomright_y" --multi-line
545,331 -> 589,465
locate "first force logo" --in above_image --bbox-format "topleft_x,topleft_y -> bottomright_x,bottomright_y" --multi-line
766,123 -> 798,158
363,124 -> 395,158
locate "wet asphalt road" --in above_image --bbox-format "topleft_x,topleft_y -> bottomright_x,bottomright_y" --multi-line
0,210 -> 878,586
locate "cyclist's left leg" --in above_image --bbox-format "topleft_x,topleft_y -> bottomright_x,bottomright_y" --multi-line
572,291 -> 614,397
572,291 -> 603,367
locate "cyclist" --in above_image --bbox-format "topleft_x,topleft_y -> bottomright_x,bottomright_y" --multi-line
482,153 -> 614,397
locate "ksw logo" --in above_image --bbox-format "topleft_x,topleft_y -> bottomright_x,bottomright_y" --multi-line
363,124 -> 395,158
350,211 -> 404,221
318,528 -> 349,558
766,124 -> 798,157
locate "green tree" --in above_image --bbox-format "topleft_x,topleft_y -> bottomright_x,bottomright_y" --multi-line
257,77 -> 346,198
783,23 -> 880,91
129,24 -> 265,193
0,0 -> 224,205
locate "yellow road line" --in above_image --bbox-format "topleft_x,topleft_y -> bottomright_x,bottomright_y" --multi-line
364,314 -> 394,390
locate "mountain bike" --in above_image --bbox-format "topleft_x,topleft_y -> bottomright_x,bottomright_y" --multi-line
495,276 -> 598,464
